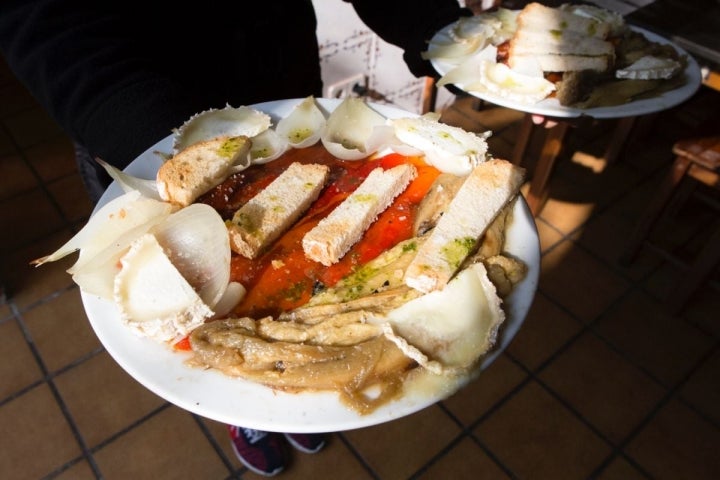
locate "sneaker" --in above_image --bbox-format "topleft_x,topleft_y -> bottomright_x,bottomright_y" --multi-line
228,426 -> 287,477
283,433 -> 326,454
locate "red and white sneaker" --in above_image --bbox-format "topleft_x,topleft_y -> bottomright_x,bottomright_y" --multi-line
283,433 -> 327,454
228,426 -> 287,477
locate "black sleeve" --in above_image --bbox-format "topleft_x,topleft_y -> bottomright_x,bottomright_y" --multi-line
0,1 -> 211,169
345,0 -> 472,77
0,1 -> 327,170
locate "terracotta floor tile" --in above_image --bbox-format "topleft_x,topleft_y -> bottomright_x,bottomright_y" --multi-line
0,153 -> 38,200
47,173 -> 94,222
441,354 -> 527,425
0,317 -> 44,398
681,285 -> 720,338
199,418 -> 242,470
93,406 -> 229,480
575,179 -> 667,279
538,332 -> 666,444
280,434 -> 372,480
0,187 -> 65,251
54,352 -> 166,448
536,198 -> 596,235
475,380 -> 612,480
0,122 -> 14,156
506,292 -> 583,371
440,100 -> 490,133
595,289 -> 714,386
593,456 -> 650,480
2,107 -> 64,148
539,240 -> 631,323
4,230 -> 77,308
51,459 -> 97,480
417,436 -> 511,479
0,384 -> 82,479
21,288 -> 100,372
0,81 -> 39,118
24,136 -> 78,183
549,154 -> 640,212
343,405 -> 461,478
626,399 -> 720,480
533,217 -> 565,253
444,97 -> 525,132
679,349 -> 720,424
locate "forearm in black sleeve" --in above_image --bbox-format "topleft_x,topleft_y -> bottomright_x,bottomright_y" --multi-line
345,0 -> 472,77
0,1 -> 204,169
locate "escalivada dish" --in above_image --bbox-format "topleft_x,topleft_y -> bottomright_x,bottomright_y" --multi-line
34,97 -> 540,429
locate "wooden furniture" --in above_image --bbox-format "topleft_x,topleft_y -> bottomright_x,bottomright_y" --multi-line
620,135 -> 720,313
511,115 -> 639,216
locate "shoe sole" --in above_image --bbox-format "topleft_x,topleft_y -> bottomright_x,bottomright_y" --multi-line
283,433 -> 326,454
229,436 -> 284,477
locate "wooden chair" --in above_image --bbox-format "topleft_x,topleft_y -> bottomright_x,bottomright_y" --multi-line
620,134 -> 720,313
511,114 -> 640,216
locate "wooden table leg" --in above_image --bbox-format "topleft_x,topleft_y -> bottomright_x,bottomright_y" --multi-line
526,121 -> 569,216
603,116 -> 637,164
511,113 -> 534,166
667,222 -> 720,313
619,154 -> 693,265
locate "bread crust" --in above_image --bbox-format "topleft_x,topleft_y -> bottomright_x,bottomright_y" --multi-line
403,159 -> 525,293
517,2 -> 610,39
228,162 -> 330,259
157,135 -> 251,207
509,53 -> 612,72
508,2 -> 614,73
303,164 -> 417,266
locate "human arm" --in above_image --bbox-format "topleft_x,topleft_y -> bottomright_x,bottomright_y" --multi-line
345,0 -> 472,78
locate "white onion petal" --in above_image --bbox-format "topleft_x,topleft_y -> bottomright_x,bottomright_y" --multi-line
150,203 -> 231,309
249,128 -> 290,165
97,158 -> 162,200
276,96 -> 326,148
33,190 -> 174,271
321,97 -> 387,160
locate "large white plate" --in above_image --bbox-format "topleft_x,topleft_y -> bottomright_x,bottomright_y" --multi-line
81,98 -> 540,433
429,24 -> 702,119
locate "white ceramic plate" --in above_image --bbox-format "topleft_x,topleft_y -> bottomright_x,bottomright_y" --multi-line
81,98 -> 540,433
429,24 -> 702,119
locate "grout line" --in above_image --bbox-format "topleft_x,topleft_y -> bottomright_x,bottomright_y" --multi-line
409,403 -> 520,479
10,305 -> 104,478
191,414 -> 237,477
334,432 -> 382,479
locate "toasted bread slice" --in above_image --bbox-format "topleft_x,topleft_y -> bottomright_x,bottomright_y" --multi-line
517,2 -> 610,39
157,136 -> 251,207
509,52 -> 612,72
228,162 -> 330,259
303,164 -> 417,266
404,159 -> 525,293
509,28 -> 614,57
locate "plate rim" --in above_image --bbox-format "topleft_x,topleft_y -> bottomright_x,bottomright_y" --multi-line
82,97 -> 541,432
429,23 -> 703,119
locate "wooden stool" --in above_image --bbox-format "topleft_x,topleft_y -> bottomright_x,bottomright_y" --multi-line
620,135 -> 720,313
511,114 -> 639,216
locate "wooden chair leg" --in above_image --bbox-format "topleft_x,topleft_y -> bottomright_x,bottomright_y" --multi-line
525,121 -> 569,216
667,223 -> 720,313
604,116 -> 637,164
619,154 -> 693,265
511,113 -> 534,166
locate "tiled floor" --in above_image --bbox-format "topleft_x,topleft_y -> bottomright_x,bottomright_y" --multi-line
1,52 -> 719,479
